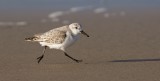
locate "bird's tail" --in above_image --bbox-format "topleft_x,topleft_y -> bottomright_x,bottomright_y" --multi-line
25,36 -> 40,42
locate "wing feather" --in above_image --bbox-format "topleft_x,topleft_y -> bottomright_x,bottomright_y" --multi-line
39,26 -> 69,44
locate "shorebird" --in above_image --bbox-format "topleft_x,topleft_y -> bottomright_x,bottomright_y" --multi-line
25,23 -> 89,63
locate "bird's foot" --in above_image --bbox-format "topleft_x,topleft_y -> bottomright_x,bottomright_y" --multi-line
37,55 -> 44,64
74,59 -> 83,63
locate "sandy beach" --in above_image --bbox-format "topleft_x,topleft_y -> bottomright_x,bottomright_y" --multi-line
0,9 -> 160,81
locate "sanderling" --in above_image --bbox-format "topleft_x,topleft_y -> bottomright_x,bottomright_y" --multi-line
25,23 -> 89,63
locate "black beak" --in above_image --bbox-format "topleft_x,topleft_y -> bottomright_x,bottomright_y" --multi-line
81,30 -> 89,37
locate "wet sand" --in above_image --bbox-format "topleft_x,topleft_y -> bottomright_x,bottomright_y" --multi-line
0,9 -> 160,81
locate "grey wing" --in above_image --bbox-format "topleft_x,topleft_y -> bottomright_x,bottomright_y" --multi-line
41,30 -> 67,44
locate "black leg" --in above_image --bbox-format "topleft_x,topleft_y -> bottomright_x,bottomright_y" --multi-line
37,46 -> 47,64
64,52 -> 82,63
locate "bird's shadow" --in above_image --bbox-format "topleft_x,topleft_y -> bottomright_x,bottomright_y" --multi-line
109,58 -> 160,63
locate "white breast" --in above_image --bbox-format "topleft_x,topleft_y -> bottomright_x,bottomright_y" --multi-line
61,31 -> 79,50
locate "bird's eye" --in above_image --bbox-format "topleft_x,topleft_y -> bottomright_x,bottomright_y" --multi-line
75,27 -> 78,29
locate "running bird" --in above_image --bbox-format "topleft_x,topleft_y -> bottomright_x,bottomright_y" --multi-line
25,23 -> 89,63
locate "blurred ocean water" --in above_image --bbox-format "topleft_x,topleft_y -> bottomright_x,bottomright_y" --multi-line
0,0 -> 159,25
0,0 -> 160,10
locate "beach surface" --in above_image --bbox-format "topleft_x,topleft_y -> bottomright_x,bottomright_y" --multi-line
0,9 -> 160,81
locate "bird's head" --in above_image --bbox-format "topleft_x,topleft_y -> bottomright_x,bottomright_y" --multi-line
69,23 -> 89,37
